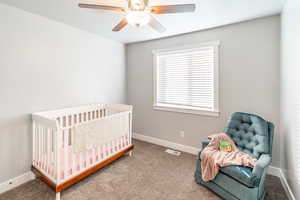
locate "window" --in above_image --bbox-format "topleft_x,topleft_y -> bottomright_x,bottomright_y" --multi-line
153,41 -> 220,116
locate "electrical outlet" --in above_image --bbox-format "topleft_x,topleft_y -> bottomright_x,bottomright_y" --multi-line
180,131 -> 185,138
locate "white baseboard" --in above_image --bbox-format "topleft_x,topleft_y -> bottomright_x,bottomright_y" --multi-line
133,133 -> 281,176
279,170 -> 296,200
0,172 -> 35,194
133,132 -> 199,155
267,166 -> 281,177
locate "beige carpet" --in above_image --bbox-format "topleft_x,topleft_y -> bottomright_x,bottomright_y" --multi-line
0,140 -> 288,200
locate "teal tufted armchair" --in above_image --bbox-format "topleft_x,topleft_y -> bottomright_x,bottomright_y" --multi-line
194,112 -> 274,200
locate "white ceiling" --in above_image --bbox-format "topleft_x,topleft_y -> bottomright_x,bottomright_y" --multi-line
1,0 -> 283,43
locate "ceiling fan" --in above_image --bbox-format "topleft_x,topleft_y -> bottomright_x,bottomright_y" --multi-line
78,0 -> 196,33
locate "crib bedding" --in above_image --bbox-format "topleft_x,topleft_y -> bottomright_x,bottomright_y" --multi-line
37,136 -> 129,179
74,113 -> 129,153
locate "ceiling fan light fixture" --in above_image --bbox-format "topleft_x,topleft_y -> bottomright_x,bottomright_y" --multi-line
130,0 -> 146,10
126,11 -> 150,27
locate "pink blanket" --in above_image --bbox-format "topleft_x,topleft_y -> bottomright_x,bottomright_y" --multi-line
200,133 -> 257,182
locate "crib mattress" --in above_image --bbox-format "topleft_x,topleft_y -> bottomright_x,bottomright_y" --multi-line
36,138 -> 129,180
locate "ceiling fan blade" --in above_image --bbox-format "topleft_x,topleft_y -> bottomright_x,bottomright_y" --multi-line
151,4 -> 196,14
78,3 -> 124,12
149,15 -> 166,33
112,18 -> 128,32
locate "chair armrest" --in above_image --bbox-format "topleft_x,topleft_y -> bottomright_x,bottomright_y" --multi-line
201,140 -> 210,149
252,154 -> 271,177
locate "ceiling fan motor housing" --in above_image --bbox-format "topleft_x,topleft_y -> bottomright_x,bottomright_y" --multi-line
126,11 -> 151,27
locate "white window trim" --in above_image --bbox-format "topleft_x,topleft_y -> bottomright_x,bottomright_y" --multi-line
153,41 -> 220,117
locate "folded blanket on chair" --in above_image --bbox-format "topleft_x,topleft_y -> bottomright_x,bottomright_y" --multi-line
200,133 -> 257,182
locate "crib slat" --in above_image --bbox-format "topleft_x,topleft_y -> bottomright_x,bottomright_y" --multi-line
100,144 -> 103,160
43,127 -> 46,170
106,143 -> 109,157
70,128 -> 75,175
108,142 -> 111,156
117,138 -> 120,151
44,128 -> 48,170
32,122 -> 36,166
39,125 -> 42,168
84,151 -> 87,169
107,143 -> 110,157
50,129 -> 54,177
44,127 -> 48,170
56,130 -> 62,183
115,139 -> 118,152
111,141 -> 113,154
69,115 -> 72,127
103,144 -> 107,158
119,137 -> 122,150
63,116 -> 66,128
47,128 -> 51,174
64,130 -> 68,179
73,153 -> 77,175
36,125 -> 39,166
74,114 -> 77,125
69,116 -> 72,145
86,148 -> 89,168
91,148 -> 95,165
112,140 -> 115,154
97,145 -> 101,161
52,129 -> 54,175
120,137 -> 123,151
34,125 -> 37,166
99,144 -> 102,160
57,117 -> 61,128
80,151 -> 84,171
72,153 -> 76,175
37,125 -> 40,167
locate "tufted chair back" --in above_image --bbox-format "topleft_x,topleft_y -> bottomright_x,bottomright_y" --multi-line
224,112 -> 274,159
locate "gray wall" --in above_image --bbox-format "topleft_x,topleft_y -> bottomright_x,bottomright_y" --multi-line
280,0 -> 300,198
127,15 -> 281,167
0,4 -> 126,183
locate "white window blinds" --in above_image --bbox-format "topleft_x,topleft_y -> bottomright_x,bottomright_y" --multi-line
154,42 -> 219,115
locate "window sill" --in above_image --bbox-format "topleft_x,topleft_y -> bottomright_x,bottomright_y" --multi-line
153,104 -> 220,117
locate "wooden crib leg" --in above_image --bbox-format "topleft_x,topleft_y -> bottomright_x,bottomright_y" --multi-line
56,192 -> 61,200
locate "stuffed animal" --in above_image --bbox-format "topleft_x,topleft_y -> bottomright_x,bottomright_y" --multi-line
219,140 -> 232,152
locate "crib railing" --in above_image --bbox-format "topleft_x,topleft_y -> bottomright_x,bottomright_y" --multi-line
32,104 -> 132,185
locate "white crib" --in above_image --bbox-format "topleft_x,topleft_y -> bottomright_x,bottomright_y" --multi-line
31,104 -> 133,200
